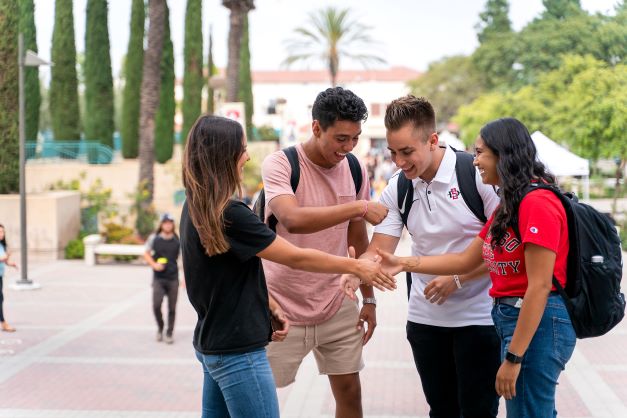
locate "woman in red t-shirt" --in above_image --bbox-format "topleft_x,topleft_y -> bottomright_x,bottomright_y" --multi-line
359,118 -> 576,417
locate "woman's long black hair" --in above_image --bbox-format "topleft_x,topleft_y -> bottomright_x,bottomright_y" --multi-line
480,118 -> 556,248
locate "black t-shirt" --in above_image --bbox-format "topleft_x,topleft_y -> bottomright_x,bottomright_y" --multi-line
151,235 -> 180,280
180,200 -> 276,354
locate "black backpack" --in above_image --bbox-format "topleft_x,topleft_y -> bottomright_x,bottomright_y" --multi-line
252,146 -> 363,231
397,148 -> 492,298
512,184 -> 625,339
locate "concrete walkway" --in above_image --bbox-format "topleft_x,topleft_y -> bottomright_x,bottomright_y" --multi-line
0,232 -> 626,417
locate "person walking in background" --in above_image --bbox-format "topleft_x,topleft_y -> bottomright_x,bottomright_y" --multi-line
0,224 -> 18,332
180,115 -> 394,418
144,214 -> 181,344
354,117 -> 576,417
261,87 -> 389,418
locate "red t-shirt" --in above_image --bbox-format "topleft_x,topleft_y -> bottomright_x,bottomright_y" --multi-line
479,189 -> 569,298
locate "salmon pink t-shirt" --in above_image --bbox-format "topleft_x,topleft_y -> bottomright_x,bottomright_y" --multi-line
261,144 -> 370,325
479,189 -> 569,298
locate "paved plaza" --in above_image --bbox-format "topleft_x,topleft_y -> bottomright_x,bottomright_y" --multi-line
0,231 -> 626,417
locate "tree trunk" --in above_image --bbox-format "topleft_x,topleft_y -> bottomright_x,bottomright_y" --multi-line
224,0 -> 254,102
138,0 -> 166,203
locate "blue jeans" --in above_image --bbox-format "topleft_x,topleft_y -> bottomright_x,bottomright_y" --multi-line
492,294 -> 576,418
195,347 -> 280,418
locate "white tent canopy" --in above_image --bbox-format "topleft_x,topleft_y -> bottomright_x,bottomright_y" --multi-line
531,131 -> 590,199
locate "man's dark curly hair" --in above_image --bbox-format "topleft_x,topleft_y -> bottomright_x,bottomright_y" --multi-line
311,87 -> 368,130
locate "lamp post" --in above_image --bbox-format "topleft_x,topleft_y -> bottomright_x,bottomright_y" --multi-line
14,33 -> 52,290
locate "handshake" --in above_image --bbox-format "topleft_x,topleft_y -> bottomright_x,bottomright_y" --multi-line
341,247 -> 404,299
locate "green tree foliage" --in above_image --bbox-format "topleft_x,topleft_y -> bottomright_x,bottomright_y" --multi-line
455,55 -> 625,162
182,0 -> 203,144
542,0 -> 582,20
20,0 -> 40,142
515,14 -> 605,84
408,55 -> 485,124
284,7 -> 385,86
471,33 -> 519,89
238,14 -> 254,141
121,0 -> 145,158
596,3 -> 627,66
50,0 -> 80,141
0,0 -> 19,193
84,0 -> 114,149
476,0 -> 512,43
154,2 -> 175,164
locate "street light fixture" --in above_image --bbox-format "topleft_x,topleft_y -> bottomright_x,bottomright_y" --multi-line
13,33 -> 52,290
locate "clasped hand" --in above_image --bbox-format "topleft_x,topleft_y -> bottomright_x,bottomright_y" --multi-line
341,248 -> 401,300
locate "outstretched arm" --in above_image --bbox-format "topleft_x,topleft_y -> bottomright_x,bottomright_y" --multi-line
377,236 -> 485,277
257,235 -> 396,291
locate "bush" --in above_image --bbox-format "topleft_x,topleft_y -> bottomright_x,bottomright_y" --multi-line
103,222 -> 135,244
65,238 -> 85,259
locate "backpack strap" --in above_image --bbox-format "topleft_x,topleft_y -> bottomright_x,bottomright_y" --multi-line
346,153 -> 363,195
396,172 -> 414,228
283,146 -> 300,192
453,148 -> 487,224
268,146 -> 300,231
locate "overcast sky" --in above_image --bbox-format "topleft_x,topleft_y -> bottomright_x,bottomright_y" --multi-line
32,0 -> 619,81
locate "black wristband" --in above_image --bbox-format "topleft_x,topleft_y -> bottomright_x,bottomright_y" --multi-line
505,351 -> 523,364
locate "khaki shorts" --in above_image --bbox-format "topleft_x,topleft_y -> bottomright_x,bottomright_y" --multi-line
267,297 -> 365,387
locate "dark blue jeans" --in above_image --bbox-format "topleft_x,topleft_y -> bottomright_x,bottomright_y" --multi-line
492,294 -> 576,418
406,321 -> 501,418
195,347 -> 279,418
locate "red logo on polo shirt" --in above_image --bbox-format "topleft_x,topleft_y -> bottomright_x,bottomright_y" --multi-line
448,188 -> 460,200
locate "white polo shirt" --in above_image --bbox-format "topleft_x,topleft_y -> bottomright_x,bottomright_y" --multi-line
375,146 -> 500,327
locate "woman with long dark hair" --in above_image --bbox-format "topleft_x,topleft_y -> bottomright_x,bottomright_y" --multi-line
355,118 -> 575,417
180,115 -> 395,418
0,224 -> 18,332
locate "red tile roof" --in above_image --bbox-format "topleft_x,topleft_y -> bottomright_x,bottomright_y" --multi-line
251,66 -> 422,83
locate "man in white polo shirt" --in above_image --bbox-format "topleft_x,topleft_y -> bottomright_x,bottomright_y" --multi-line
359,96 -> 501,417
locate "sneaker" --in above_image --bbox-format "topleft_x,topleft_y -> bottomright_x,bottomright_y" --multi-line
156,331 -> 163,342
164,334 -> 174,344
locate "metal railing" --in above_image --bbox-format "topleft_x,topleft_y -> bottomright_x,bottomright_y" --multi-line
26,140 -> 113,164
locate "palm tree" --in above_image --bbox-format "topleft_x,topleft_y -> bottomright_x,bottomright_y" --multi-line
138,0 -> 166,206
284,7 -> 386,86
222,0 -> 255,102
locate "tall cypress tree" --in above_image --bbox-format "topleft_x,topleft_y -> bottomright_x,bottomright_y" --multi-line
0,0 -> 19,193
84,0 -> 114,148
154,2 -> 175,164
206,26 -> 215,114
237,14 -> 253,141
121,0 -> 144,158
50,0 -> 80,141
19,0 -> 40,142
182,0 -> 203,143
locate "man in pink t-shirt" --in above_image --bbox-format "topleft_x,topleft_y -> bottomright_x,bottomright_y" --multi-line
261,87 -> 388,418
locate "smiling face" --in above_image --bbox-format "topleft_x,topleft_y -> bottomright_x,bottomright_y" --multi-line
386,122 -> 439,181
473,136 -> 500,185
312,119 -> 362,168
